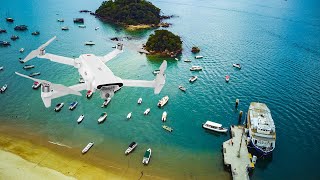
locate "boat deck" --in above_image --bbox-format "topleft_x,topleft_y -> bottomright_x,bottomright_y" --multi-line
223,125 -> 251,180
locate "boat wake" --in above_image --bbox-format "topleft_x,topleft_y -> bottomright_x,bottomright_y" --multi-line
48,141 -> 72,148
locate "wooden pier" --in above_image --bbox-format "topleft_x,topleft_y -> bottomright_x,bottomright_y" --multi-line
223,125 -> 253,180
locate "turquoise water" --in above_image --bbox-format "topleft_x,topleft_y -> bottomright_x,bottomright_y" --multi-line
1,0 -> 320,179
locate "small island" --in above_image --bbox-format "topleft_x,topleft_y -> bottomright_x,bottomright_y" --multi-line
95,0 -> 162,30
145,30 -> 182,57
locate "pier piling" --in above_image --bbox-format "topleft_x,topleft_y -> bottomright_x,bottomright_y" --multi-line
235,99 -> 239,108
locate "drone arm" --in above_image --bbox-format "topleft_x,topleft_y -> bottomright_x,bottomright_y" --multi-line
40,53 -> 75,66
122,79 -> 155,88
99,43 -> 124,63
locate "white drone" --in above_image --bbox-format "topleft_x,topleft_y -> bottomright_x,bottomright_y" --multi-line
16,36 -> 167,108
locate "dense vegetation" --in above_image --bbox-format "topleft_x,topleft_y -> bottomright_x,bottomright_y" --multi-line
95,0 -> 161,25
146,30 -> 182,57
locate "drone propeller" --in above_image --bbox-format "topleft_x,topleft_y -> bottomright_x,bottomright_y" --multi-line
23,36 -> 57,63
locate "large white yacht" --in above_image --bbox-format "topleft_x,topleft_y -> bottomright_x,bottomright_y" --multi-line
247,102 -> 276,156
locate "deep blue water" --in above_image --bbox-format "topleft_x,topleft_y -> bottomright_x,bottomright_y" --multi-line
1,0 -> 320,179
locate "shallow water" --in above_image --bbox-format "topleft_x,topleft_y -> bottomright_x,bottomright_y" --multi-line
1,0 -> 320,179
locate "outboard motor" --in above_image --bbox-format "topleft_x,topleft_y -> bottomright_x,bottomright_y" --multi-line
100,85 -> 117,99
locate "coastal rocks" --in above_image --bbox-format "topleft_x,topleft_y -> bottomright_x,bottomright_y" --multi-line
191,46 -> 200,53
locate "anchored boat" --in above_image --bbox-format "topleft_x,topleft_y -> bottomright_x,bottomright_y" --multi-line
31,31 -> 40,35
29,72 -> 40,77
162,111 -> 167,122
137,97 -> 142,104
54,103 -> 64,112
195,55 -> 203,59
82,142 -> 94,154
0,84 -> 7,93
157,96 -> 169,107
19,48 -> 24,52
86,90 -> 93,98
189,76 -> 198,82
98,112 -> 107,123
61,26 -> 69,30
144,108 -> 150,115
11,35 -> 19,41
23,65 -> 35,69
202,121 -> 228,133
184,59 -> 192,62
142,148 -> 152,165
85,41 -> 95,45
247,102 -> 276,156
178,85 -> 186,92
77,115 -> 84,124
69,101 -> 78,110
162,125 -> 173,132
190,66 -> 203,71
125,142 -> 138,155
32,81 -> 41,89
225,75 -> 230,82
101,98 -> 111,108
233,63 -> 241,69
127,112 -> 132,119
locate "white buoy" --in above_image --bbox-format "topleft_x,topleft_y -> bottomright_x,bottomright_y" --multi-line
252,155 -> 257,164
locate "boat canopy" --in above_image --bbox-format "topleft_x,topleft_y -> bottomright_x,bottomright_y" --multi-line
144,150 -> 150,158
205,121 -> 222,128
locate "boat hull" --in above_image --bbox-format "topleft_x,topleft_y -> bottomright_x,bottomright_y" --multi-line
247,140 -> 274,157
202,124 -> 228,133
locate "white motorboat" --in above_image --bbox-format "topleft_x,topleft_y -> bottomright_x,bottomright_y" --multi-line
57,19 -> 64,22
29,72 -> 40,77
127,112 -> 132,119
202,121 -> 228,133
86,90 -> 93,98
195,55 -> 203,59
125,142 -> 138,155
153,69 -> 160,75
190,66 -> 203,71
178,85 -> 186,92
162,125 -> 173,132
175,58 -> 179,61
82,142 -> 94,154
142,148 -> 152,165
233,63 -> 241,69
184,59 -> 192,62
77,115 -> 85,124
247,102 -> 276,156
23,65 -> 35,69
137,97 -> 142,104
98,112 -> 107,123
78,25 -> 86,28
157,95 -> 169,107
85,41 -> 95,45
144,108 -> 150,115
95,27 -> 99,30
54,103 -> 64,112
225,75 -> 230,82
101,98 -> 111,108
61,26 -> 69,30
162,111 -> 167,122
0,84 -> 7,93
69,101 -> 78,110
32,81 -> 41,89
0,66 -> 3,71
19,48 -> 24,53
189,76 -> 198,82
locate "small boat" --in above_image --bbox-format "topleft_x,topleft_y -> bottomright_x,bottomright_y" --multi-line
73,18 -> 84,23
175,58 -> 179,61
225,75 -> 230,82
95,27 -> 99,30
189,76 -> 198,82
57,19 -> 64,22
29,72 -> 40,77
82,142 -> 94,154
14,25 -> 28,31
157,95 -> 169,107
190,66 -> 203,71
31,31 -> 40,35
19,48 -> 24,53
85,41 -> 95,45
101,98 -> 111,108
125,142 -> 138,155
153,69 -> 160,75
142,148 -> 152,165
69,101 -> 78,110
54,103 -> 64,112
178,85 -> 186,92
162,111 -> 167,122
0,41 -> 10,46
233,63 -> 241,69
0,29 -> 7,33
78,25 -> 86,28
11,35 -> 19,40
137,97 -> 142,104
98,112 -> 107,123
195,55 -> 203,59
6,18 -> 14,22
86,90 -> 93,98
127,112 -> 132,119
23,65 -> 35,69
162,125 -> 173,132
61,26 -> 69,30
202,121 -> 228,133
32,81 -> 41,89
0,84 -> 7,93
144,108 -> 150,115
77,115 -> 85,124
0,66 -> 3,71
184,59 -> 192,62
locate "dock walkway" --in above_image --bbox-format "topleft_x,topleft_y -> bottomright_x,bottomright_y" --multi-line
223,125 -> 251,180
